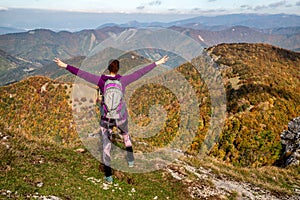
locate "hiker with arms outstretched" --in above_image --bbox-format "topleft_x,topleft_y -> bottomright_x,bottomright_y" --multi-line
54,55 -> 169,183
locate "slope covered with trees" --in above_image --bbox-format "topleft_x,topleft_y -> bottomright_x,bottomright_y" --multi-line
127,43 -> 300,167
208,43 -> 300,166
1,43 -> 299,168
0,76 -> 78,145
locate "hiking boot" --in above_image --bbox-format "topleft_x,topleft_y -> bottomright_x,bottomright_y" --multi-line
104,176 -> 113,184
128,161 -> 134,168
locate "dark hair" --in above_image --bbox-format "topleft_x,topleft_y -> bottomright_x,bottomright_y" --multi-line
108,59 -> 119,74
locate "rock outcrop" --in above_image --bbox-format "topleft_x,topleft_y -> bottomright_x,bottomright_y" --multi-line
281,117 -> 300,166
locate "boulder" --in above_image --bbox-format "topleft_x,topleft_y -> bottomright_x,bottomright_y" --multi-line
280,117 -> 300,166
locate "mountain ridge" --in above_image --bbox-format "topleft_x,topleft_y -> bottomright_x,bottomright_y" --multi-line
0,24 -> 300,86
3,11 -> 300,33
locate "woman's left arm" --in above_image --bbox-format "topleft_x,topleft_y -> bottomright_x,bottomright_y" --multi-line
53,58 -> 101,86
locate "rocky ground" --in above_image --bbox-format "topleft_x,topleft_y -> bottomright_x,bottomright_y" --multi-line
165,158 -> 300,200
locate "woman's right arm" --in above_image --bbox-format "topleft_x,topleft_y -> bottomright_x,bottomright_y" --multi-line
53,58 -> 101,85
121,55 -> 169,86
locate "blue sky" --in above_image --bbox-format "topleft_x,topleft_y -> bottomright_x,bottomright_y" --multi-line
1,0 -> 300,15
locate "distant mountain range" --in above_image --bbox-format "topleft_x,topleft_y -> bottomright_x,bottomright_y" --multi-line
1,11 -> 300,34
172,13 -> 300,29
97,13 -> 300,30
0,23 -> 299,86
0,13 -> 300,85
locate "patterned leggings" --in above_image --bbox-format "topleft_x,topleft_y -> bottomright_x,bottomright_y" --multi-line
100,118 -> 134,177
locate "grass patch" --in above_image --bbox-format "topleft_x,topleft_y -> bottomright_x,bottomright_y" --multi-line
0,128 -> 190,199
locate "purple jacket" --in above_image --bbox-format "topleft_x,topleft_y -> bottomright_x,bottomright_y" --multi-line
66,62 -> 157,120
66,62 -> 157,93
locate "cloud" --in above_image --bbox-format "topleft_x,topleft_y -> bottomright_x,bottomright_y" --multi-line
0,7 -> 8,11
136,1 -> 162,11
149,1 -> 162,6
136,6 -> 145,10
191,7 -> 227,14
192,7 -> 201,11
296,1 -> 300,6
241,1 -> 289,12
208,0 -> 217,2
269,1 -> 286,8
240,4 -> 252,10
285,3 -> 293,7
168,8 -> 177,12
253,5 -> 268,11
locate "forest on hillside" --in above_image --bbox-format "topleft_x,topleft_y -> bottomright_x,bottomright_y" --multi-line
0,43 -> 299,168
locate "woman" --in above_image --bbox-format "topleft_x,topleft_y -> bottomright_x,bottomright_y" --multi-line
54,55 -> 169,183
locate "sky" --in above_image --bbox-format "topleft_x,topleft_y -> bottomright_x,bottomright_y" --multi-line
1,0 -> 300,15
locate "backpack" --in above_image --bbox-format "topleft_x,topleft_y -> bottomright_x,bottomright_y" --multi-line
102,79 -> 125,119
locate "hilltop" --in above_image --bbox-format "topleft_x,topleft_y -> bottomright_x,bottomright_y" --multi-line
0,43 -> 299,199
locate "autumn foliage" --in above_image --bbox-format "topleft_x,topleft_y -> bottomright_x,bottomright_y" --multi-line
0,76 -> 79,146
208,43 -> 300,166
1,43 -> 299,167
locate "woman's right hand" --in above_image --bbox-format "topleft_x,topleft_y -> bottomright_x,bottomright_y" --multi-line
155,55 -> 169,65
53,58 -> 67,68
